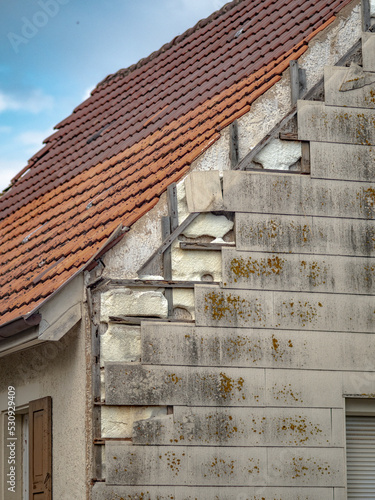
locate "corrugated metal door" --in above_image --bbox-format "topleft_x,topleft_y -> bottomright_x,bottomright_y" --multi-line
347,416 -> 375,498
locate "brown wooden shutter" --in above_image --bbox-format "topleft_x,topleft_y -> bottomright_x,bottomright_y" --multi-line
29,397 -> 52,500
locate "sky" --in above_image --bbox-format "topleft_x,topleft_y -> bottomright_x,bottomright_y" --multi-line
0,0 -> 229,192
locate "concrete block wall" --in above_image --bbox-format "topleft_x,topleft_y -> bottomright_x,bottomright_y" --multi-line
93,30 -> 375,500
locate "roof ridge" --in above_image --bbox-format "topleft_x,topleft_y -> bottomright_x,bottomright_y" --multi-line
95,0 -> 244,90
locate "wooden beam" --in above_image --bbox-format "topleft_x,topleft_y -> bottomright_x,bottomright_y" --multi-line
137,212 -> 200,275
105,279 -> 220,288
179,242 -> 235,251
301,141 -> 310,174
362,0 -> 371,31
162,216 -> 173,317
279,132 -> 298,141
229,120 -> 239,168
108,316 -> 196,325
167,183 -> 179,232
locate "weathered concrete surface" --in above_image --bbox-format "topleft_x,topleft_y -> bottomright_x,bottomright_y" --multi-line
236,213 -> 375,257
222,249 -> 375,294
141,323 -> 375,372
106,444 -> 343,487
132,406 -> 342,447
310,142 -> 375,182
195,286 -> 375,333
101,289 -> 168,322
101,405 -> 168,438
363,32 -> 375,72
92,483 -> 336,500
184,171 -> 223,212
105,364 -> 265,406
298,101 -> 375,145
253,139 -> 301,170
223,171 -> 375,219
106,363 -> 344,408
324,66 -> 375,109
100,324 -> 141,366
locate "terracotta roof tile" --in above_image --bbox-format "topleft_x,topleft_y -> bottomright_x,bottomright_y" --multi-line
0,0 -> 354,329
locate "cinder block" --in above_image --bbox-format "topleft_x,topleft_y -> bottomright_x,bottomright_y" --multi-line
101,289 -> 168,322
132,406 -> 340,447
223,170 -> 375,219
324,66 -> 375,109
195,285 -> 375,333
185,171 -> 223,212
141,323 -> 375,372
236,213 -> 375,257
298,101 -> 375,145
106,444 -> 267,486
105,363 -> 266,406
310,141 -> 375,182
222,248 -> 375,295
363,32 -> 375,72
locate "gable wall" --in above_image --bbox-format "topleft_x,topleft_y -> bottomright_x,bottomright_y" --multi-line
92,4 -> 374,500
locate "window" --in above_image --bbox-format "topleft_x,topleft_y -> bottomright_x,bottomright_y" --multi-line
346,399 -> 375,498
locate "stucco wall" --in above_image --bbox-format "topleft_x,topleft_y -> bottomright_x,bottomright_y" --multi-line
0,318 -> 89,500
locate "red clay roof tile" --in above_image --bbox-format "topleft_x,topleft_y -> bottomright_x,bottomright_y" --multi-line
0,0 -> 354,329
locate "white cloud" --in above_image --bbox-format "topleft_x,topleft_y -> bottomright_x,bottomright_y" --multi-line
0,159 -> 26,192
0,89 -> 54,114
17,127 -> 54,154
82,86 -> 95,101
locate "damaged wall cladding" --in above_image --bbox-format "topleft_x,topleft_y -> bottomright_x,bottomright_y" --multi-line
94,12 -> 374,500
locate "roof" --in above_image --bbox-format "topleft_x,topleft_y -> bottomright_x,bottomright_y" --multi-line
0,0 -> 354,331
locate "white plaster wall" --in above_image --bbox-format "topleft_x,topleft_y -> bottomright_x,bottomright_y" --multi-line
0,321 -> 88,500
100,289 -> 168,322
100,324 -> 141,367
101,406 -> 167,438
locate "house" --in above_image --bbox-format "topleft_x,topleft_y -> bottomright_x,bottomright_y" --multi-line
1,0 -> 375,498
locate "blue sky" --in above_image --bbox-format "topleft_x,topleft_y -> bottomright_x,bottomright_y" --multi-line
0,0 -> 228,191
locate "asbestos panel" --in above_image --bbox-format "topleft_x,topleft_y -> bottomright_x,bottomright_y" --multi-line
222,248 -> 375,295
184,171 -> 224,212
92,484 -> 335,500
141,323 -> 375,372
342,371 -> 375,397
195,285 -> 375,333
223,171 -> 375,219
105,363 -> 266,406
265,369 -> 343,408
132,406 -> 341,447
106,443 -> 267,486
298,101 -> 375,145
105,444 -> 343,487
267,448 -> 344,487
363,32 -> 375,72
235,213 -> 375,257
310,142 -> 375,182
324,66 -> 375,109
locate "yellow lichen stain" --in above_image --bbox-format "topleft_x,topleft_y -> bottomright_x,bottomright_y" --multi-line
272,383 -> 302,403
290,456 -> 331,479
229,255 -> 285,282
204,457 -> 235,477
219,372 -> 245,400
299,260 -> 327,287
248,457 -> 261,474
163,451 -> 184,476
278,417 -> 323,445
224,335 -> 262,363
278,299 -> 321,327
204,291 -> 265,325
167,373 -> 181,385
